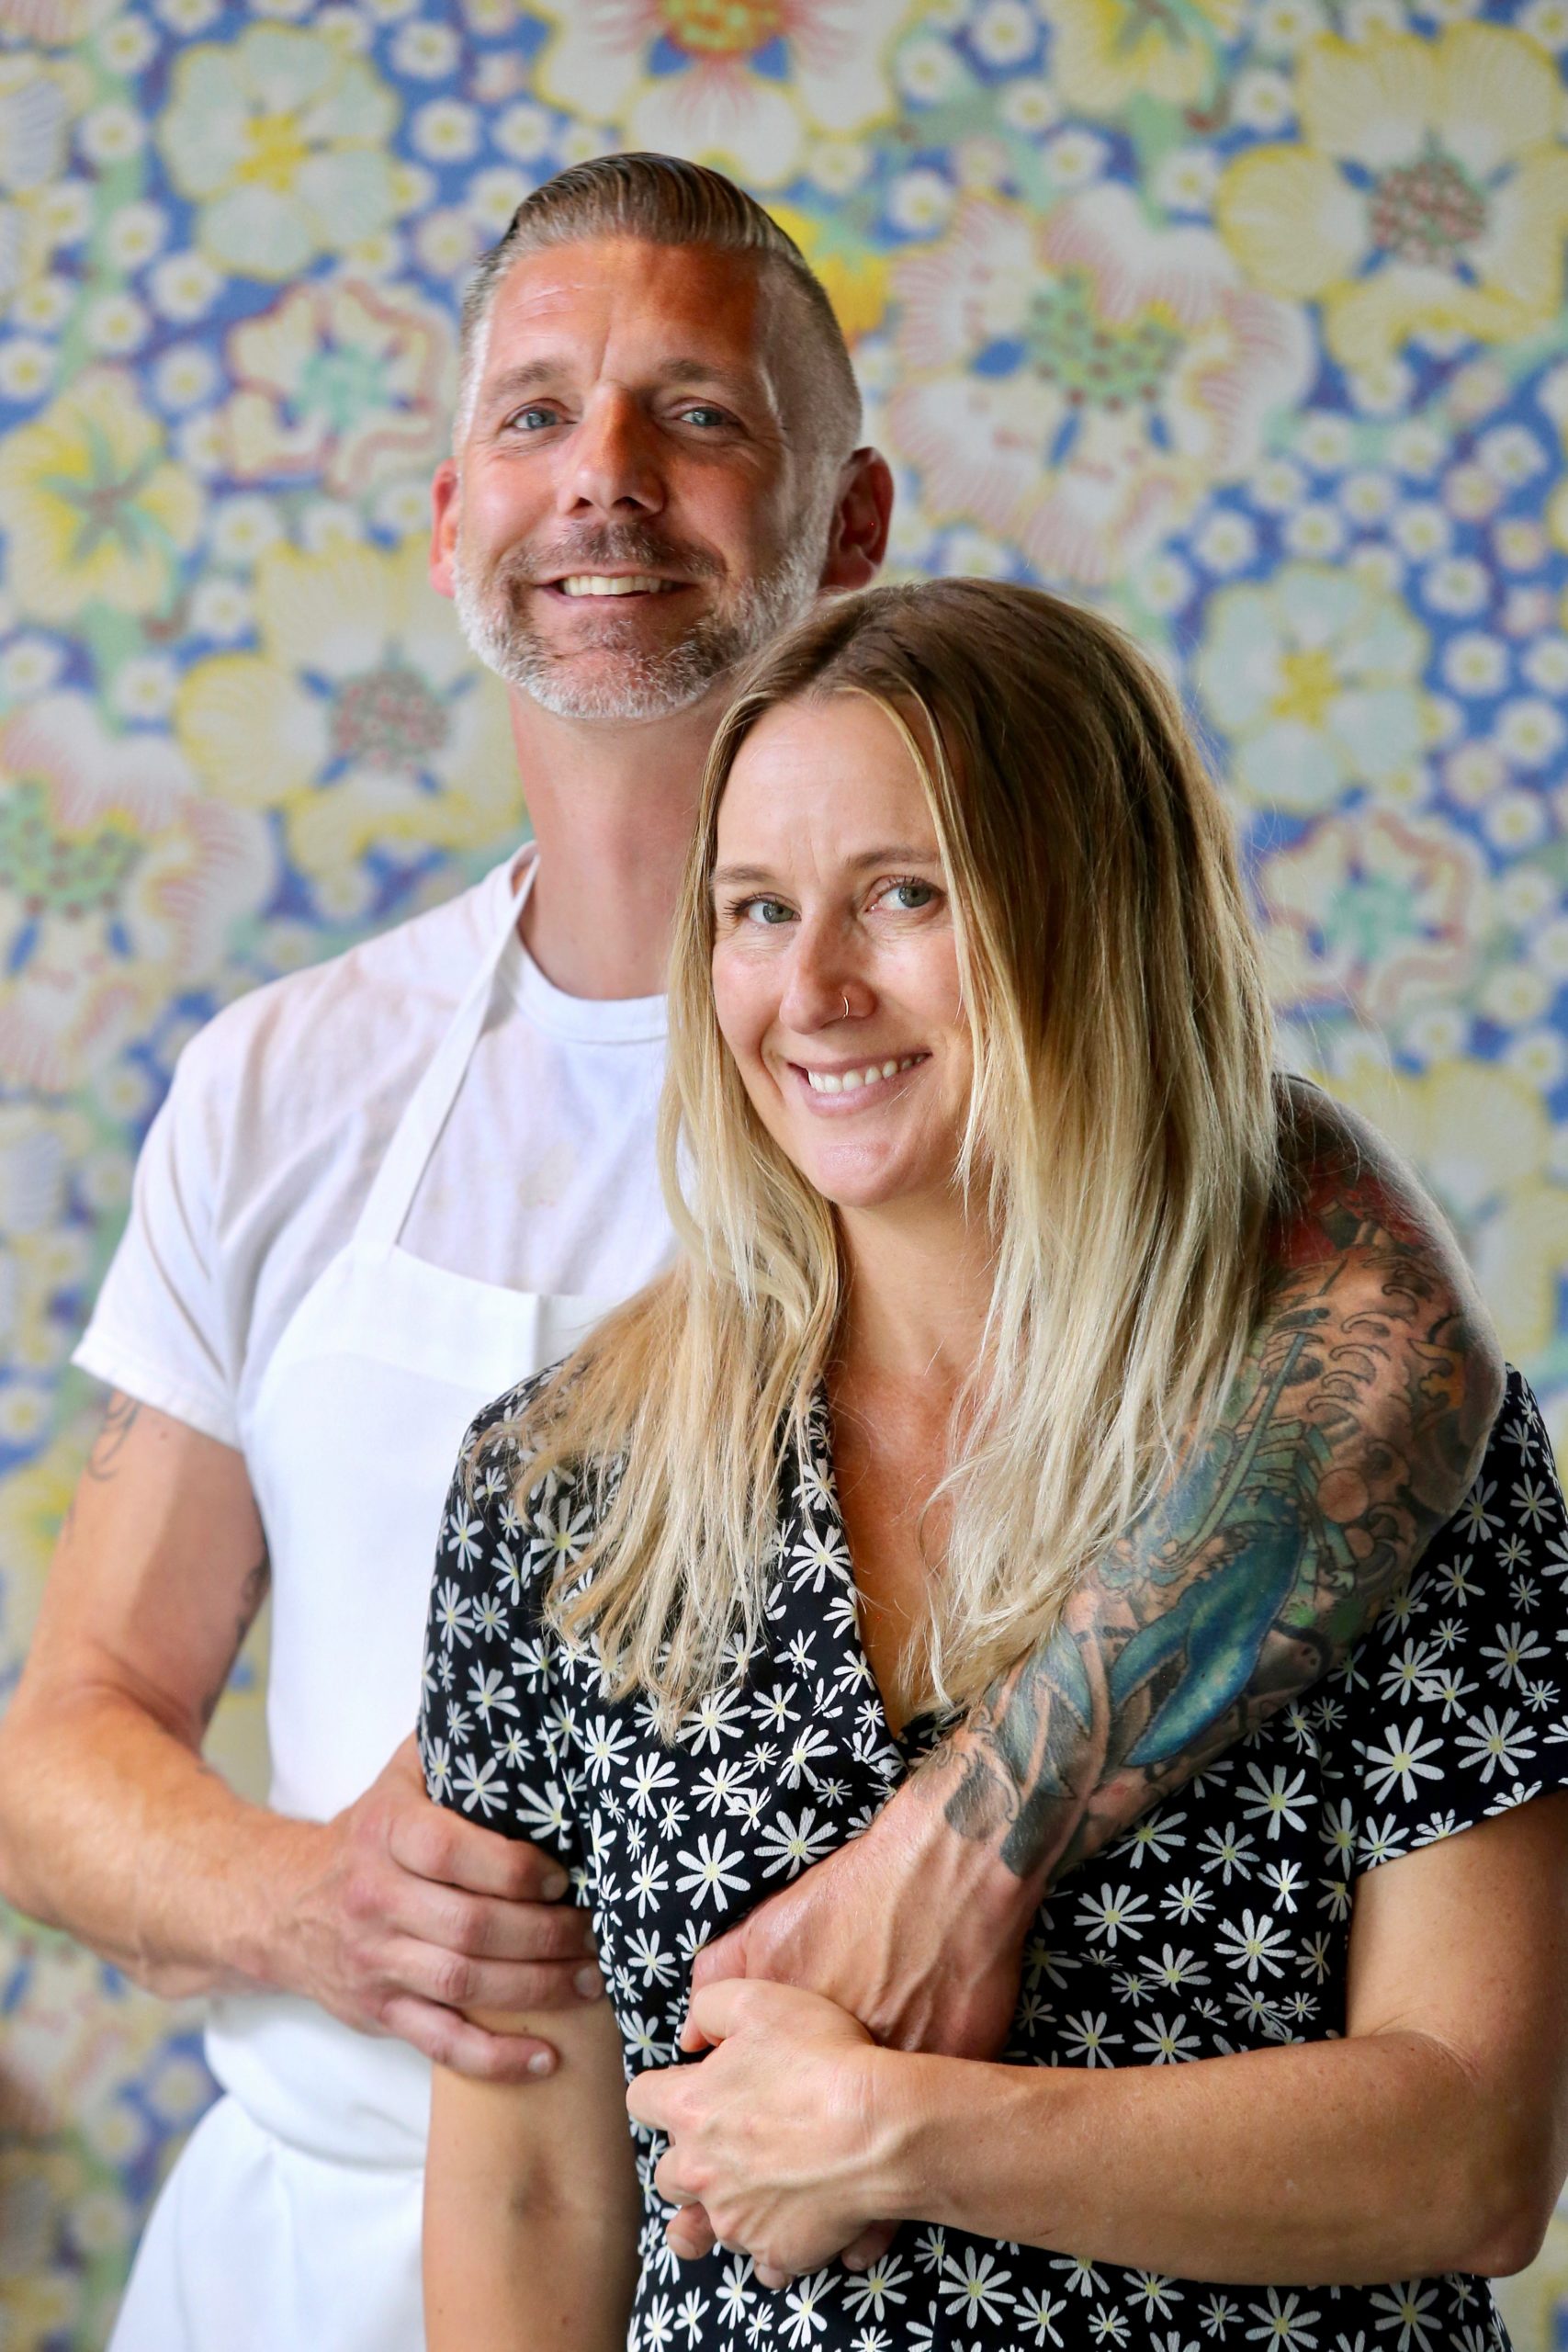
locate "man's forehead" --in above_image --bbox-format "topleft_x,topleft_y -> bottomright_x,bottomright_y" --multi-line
479,237 -> 775,385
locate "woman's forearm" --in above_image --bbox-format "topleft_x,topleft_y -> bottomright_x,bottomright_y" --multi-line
875,2030 -> 1540,2284
424,2167 -> 636,2352
424,2012 -> 641,2352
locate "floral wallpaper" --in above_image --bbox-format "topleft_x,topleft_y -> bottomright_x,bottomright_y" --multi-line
1,1 -> 1566,2345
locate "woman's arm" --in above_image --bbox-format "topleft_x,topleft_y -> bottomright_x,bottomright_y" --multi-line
425,1996 -> 641,2352
633,1792 -> 1568,2288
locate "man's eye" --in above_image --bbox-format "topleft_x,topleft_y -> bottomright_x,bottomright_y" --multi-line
679,405 -> 730,428
507,405 -> 559,431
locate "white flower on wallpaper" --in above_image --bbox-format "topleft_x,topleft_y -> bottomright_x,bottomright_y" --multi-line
887,187 -> 1312,586
530,0 -> 918,188
157,25 -> 399,280
1195,563 -> 1432,812
0,695 -> 274,1089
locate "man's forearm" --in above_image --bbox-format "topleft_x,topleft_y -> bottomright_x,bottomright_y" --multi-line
0,1684 -> 320,1997
919,1087 -> 1503,1891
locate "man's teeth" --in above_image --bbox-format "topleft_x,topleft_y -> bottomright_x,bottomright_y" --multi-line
806,1057 -> 922,1095
557,574 -> 671,596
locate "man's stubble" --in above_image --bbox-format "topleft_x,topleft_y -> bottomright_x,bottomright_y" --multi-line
451,512 -> 828,723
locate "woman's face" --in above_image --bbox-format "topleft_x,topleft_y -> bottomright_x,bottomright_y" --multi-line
709,694 -> 972,1219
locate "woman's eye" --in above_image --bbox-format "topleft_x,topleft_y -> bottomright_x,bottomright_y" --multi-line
741,897 -> 793,926
882,878 -> 937,911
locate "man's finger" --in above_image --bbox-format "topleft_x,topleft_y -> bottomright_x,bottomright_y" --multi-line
391,1805 -> 573,1903
380,1994 -> 559,2082
840,2220 -> 897,2272
381,1939 -> 602,2015
396,1882 -> 593,1964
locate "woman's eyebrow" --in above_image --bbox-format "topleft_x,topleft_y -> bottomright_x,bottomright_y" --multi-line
711,845 -> 941,888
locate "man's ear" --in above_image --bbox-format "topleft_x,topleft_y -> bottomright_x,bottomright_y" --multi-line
430,458 -> 459,600
820,447 -> 895,592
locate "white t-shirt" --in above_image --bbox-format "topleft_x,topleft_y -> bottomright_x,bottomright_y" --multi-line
73,853 -> 674,1445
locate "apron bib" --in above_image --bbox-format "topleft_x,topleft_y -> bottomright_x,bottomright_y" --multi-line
114,855 -> 622,2351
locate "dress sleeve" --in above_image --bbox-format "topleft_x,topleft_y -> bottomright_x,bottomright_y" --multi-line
416,1378 -> 585,1883
71,1039 -> 239,1446
1341,1367 -> 1568,1878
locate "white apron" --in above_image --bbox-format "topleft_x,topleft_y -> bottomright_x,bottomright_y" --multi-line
113,855 -> 622,2352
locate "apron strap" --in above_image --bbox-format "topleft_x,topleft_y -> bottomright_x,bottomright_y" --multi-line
355,853 -> 536,1253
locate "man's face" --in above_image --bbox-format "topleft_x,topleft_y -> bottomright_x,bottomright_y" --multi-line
433,237 -> 833,721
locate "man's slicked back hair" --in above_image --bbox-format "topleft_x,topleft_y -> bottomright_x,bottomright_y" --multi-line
456,152 -> 862,457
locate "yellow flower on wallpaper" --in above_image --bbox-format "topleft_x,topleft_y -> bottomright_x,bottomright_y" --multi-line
0,695 -> 273,1090
175,541 -> 519,896
0,372 -> 202,623
766,203 -> 888,343
1216,26 -> 1568,372
1329,1060 -> 1568,1371
1255,810 -> 1483,1030
530,0 -> 917,188
1039,0 -> 1243,117
157,25 -> 398,280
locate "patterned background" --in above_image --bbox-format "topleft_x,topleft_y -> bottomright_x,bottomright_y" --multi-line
1,1 -> 1567,2344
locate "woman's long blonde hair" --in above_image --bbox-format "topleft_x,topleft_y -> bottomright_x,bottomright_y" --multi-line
489,580 -> 1281,1727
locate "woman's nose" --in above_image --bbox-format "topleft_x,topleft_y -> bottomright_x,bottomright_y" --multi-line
780,931 -> 866,1031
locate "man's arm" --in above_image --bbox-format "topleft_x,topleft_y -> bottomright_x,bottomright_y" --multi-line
689,1089 -> 1502,2042
0,1393 -> 597,2080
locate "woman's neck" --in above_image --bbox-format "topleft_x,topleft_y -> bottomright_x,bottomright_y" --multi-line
836,1196 -> 995,1396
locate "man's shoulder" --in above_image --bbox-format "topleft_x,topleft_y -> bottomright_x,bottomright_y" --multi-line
177,859 -> 516,1110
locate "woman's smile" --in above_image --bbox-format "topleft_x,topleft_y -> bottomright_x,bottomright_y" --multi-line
783,1050 -> 931,1107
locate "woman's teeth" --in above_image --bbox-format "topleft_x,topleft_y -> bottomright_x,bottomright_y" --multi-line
557,574 -> 671,596
805,1057 -> 922,1095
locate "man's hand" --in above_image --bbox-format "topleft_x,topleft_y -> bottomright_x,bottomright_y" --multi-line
0,1395 -> 597,2085
284,1733 -> 600,2083
687,1789 -> 1028,2061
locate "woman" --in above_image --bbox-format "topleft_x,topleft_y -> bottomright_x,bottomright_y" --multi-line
419,580 -> 1568,2351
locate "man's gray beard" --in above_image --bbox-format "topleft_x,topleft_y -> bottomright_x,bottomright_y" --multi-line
451,534 -> 824,721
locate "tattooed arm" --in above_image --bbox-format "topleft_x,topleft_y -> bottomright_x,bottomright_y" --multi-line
932,1079 -> 1502,1886
682,1084 -> 1502,2107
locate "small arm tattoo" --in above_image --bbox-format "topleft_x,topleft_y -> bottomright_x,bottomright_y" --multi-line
920,1080 -> 1504,1887
198,1547 -> 271,1731
85,1393 -> 142,1481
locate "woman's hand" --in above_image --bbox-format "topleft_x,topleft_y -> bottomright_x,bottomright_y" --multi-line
626,1980 -> 898,2289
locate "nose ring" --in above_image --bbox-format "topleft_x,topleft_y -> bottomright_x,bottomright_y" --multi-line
841,992 -> 851,1020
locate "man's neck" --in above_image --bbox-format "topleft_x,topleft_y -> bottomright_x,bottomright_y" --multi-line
506,684 -> 725,1001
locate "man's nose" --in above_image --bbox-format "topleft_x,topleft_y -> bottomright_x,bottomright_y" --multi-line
557,389 -> 664,518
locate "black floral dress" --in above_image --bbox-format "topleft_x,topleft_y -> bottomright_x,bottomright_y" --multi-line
419,1368 -> 1568,2352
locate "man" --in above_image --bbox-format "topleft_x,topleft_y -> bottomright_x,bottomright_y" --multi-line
0,156 -> 1498,2352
